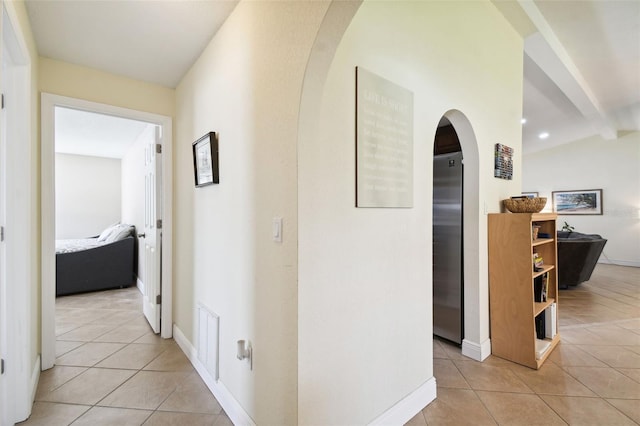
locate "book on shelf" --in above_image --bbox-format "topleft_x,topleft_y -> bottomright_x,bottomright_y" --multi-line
534,276 -> 543,302
535,338 -> 551,360
545,302 -> 557,339
535,312 -> 546,340
534,272 -> 548,303
533,252 -> 544,272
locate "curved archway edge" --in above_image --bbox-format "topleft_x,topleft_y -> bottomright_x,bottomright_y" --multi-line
298,2 -> 490,363
441,110 -> 491,361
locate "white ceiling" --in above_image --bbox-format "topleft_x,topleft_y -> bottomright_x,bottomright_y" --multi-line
495,0 -> 640,154
25,0 -> 238,88
26,0 -> 238,158
55,107 -> 150,159
26,0 -> 640,157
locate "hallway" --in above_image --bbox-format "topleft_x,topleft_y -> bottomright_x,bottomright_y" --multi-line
19,287 -> 231,425
15,264 -> 640,425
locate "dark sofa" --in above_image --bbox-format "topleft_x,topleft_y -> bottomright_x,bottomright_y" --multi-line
56,224 -> 136,296
557,231 -> 607,288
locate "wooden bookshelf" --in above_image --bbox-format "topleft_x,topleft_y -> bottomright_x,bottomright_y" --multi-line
488,213 -> 560,369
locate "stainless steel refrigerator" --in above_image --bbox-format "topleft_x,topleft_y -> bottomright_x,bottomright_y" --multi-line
433,151 -> 463,344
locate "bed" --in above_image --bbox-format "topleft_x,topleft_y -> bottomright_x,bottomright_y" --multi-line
56,224 -> 136,296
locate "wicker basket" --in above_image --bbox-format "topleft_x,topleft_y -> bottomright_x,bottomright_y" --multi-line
503,197 -> 547,213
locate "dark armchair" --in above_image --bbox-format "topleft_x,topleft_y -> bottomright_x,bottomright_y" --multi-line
557,231 -> 607,288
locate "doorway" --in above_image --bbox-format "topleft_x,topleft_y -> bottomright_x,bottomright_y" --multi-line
41,94 -> 174,370
433,117 -> 464,344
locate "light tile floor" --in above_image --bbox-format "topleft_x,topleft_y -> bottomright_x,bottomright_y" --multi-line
18,264 -> 640,425
409,263 -> 640,425
18,287 -> 231,426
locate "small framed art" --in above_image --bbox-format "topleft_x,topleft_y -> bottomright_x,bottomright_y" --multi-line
192,132 -> 219,187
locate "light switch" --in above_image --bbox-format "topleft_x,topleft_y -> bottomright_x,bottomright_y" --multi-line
272,217 -> 283,243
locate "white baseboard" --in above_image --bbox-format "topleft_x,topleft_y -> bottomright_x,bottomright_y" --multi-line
462,338 -> 491,361
173,324 -> 255,426
30,355 -> 41,403
368,377 -> 437,425
597,259 -> 640,268
17,354 -> 42,422
136,277 -> 144,294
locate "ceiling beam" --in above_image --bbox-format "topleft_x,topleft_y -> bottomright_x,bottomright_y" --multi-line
518,0 -> 618,140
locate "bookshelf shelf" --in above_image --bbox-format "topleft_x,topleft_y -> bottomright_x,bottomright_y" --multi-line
532,237 -> 554,247
488,213 -> 560,369
534,297 -> 555,317
533,264 -> 555,279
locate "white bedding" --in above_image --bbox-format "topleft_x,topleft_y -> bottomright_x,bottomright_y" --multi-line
55,238 -> 105,254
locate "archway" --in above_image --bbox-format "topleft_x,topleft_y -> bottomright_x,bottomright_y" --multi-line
440,109 -> 488,361
296,2 -> 492,423
431,111 -> 488,361
298,4 -> 489,361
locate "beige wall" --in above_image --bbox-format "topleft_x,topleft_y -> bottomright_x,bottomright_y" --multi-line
298,1 -> 523,423
176,0 -> 524,423
174,1 -> 329,424
39,57 -> 175,118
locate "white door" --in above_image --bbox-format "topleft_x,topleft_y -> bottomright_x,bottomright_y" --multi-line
143,125 -> 162,333
0,59 -> 7,425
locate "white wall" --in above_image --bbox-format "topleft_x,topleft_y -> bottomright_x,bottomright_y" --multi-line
55,153 -> 121,239
523,131 -> 640,267
1,0 -> 40,422
298,1 -> 523,423
122,124 -> 153,281
174,2 -> 329,424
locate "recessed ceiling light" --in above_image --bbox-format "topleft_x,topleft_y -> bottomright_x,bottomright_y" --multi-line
538,132 -> 550,139
521,118 -> 527,124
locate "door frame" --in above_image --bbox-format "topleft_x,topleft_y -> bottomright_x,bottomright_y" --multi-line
41,93 -> 173,369
1,2 -> 34,423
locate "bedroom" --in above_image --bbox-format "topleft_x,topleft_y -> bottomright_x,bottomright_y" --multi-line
54,106 -> 153,314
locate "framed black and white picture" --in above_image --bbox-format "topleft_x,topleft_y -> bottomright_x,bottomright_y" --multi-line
192,132 -> 219,187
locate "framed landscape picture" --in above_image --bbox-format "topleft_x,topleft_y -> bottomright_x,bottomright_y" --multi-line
552,189 -> 603,215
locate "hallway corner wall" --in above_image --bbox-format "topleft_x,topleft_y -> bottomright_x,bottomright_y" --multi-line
298,1 -> 523,423
173,1 -> 329,424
